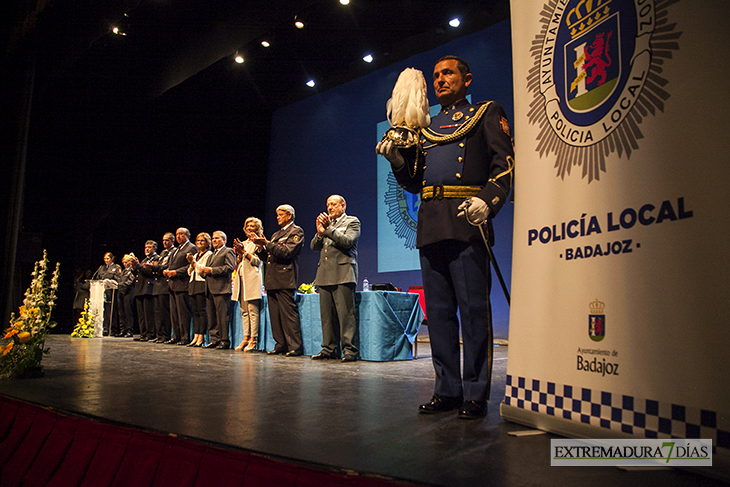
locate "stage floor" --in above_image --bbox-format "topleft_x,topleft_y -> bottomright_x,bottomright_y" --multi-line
0,336 -> 720,487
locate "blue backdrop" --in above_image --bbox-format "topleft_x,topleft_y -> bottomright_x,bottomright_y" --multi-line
265,20 -> 514,338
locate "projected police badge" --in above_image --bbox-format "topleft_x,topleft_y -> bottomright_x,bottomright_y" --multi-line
527,0 -> 682,182
588,298 -> 606,342
384,173 -> 418,250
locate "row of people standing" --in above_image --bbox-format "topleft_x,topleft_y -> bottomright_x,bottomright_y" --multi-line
122,226 -> 261,350
85,196 -> 360,363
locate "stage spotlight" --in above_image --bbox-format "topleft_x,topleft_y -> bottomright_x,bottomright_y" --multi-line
111,25 -> 127,36
340,0 -> 350,5
261,40 -> 271,48
234,52 -> 244,64
449,18 -> 461,28
294,17 -> 305,29
362,54 -> 373,63
306,79 -> 316,87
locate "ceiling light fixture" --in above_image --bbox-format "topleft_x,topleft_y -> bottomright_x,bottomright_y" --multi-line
306,80 -> 316,87
362,54 -> 373,63
449,18 -> 461,28
261,40 -> 271,48
340,0 -> 350,5
234,51 -> 244,64
294,17 -> 305,29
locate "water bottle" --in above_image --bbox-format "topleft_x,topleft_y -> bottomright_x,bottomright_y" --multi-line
363,277 -> 370,291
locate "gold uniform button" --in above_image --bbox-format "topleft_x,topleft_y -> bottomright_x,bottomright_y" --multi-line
423,165 -> 427,170
457,156 -> 463,163
469,107 -> 475,112
455,173 -> 462,179
423,180 -> 427,186
464,115 -> 470,120
423,151 -> 428,156
459,142 -> 465,148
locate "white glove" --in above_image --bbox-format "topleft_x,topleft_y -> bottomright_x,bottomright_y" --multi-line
457,197 -> 490,225
375,139 -> 405,170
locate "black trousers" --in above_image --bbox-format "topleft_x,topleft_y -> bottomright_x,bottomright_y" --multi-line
153,293 -> 171,340
118,291 -> 136,335
190,293 -> 207,335
205,292 -> 231,345
267,288 -> 302,353
135,295 -> 155,339
170,290 -> 192,342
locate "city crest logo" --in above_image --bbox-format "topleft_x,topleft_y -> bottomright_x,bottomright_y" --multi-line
588,298 -> 605,342
527,0 -> 682,182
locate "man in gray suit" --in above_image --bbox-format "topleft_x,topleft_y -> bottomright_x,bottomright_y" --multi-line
310,195 -> 361,362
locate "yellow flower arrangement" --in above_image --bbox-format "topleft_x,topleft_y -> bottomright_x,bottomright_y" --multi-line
297,282 -> 316,294
71,299 -> 96,338
0,250 -> 59,379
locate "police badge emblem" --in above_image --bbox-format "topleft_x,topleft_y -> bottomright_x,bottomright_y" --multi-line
528,0 -> 682,182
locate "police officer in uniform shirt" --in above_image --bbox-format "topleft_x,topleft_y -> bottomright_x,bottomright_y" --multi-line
376,56 -> 514,419
93,252 -> 121,336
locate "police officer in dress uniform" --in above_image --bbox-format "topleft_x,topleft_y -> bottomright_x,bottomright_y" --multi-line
131,241 -> 158,342
252,205 -> 304,357
376,56 -> 514,419
142,232 -> 175,343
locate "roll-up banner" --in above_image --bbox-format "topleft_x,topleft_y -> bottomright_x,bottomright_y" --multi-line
503,0 -> 730,476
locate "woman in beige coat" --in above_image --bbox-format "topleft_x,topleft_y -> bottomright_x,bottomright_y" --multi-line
232,217 -> 265,351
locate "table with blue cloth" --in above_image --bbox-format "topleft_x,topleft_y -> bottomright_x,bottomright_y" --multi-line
228,291 -> 423,361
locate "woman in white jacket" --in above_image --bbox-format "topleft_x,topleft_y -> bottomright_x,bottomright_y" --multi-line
232,217 -> 265,351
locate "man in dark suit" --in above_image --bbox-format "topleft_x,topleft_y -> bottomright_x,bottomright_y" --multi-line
163,227 -> 196,345
131,241 -> 158,342
252,204 -> 304,357
376,56 -> 513,419
142,232 -> 174,343
94,252 -> 121,336
201,230 -> 235,349
310,195 -> 361,362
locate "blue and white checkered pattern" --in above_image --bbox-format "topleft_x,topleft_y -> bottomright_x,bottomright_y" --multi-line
504,374 -> 730,449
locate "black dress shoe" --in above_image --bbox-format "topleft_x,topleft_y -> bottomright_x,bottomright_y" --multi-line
135,336 -> 149,342
216,342 -> 229,349
124,333 -> 134,338
285,350 -> 302,357
266,349 -> 284,355
163,338 -> 179,345
341,355 -> 357,363
177,340 -> 189,346
418,394 -> 463,414
203,341 -> 220,349
311,351 -> 335,360
458,400 -> 487,419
